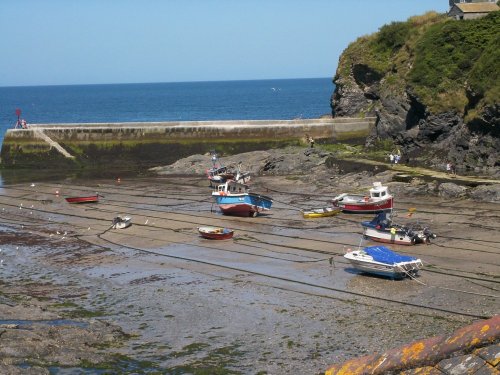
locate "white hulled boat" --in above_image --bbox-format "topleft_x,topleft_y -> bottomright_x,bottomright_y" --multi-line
361,212 -> 436,245
344,245 -> 423,279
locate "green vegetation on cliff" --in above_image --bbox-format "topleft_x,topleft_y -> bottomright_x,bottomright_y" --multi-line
410,12 -> 499,112
338,11 -> 499,114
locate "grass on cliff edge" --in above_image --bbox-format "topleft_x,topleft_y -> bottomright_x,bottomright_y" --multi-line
410,11 -> 499,112
321,139 -> 395,160
338,11 -> 499,114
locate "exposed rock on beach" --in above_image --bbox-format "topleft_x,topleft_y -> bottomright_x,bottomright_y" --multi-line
153,146 -> 500,202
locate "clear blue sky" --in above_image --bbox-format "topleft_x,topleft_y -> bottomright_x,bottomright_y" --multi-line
1,0 -> 448,87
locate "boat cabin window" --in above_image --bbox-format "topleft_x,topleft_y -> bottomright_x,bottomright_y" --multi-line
381,191 -> 386,197
372,192 -> 380,198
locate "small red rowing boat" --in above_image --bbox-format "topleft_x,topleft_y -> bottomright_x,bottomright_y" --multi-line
65,194 -> 99,204
198,226 -> 234,240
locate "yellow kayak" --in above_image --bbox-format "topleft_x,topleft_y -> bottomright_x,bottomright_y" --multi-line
302,207 -> 341,218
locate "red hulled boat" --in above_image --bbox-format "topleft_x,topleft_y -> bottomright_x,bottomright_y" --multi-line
198,226 -> 234,240
65,194 -> 99,204
331,182 -> 393,214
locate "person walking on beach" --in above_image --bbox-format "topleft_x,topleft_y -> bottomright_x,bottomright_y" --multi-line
389,154 -> 394,164
306,135 -> 314,148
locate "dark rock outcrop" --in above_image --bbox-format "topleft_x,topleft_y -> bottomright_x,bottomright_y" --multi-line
470,184 -> 500,202
332,66 -> 500,175
438,182 -> 468,198
331,14 -> 499,177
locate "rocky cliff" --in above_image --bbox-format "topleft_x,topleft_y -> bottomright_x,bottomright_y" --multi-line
331,11 -> 499,176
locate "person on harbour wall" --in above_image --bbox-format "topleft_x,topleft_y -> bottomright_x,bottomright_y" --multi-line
15,118 -> 28,129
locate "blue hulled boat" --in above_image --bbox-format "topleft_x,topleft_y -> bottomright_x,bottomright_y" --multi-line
212,180 -> 273,217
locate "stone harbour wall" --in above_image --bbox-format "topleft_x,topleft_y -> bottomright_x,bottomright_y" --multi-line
0,118 -> 375,169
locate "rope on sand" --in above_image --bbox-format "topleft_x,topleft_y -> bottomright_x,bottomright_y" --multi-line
89,233 -> 493,320
405,269 -> 500,299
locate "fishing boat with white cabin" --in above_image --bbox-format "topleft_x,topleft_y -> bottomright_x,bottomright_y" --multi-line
206,151 -> 235,186
206,151 -> 250,186
212,180 -> 273,217
331,182 -> 393,214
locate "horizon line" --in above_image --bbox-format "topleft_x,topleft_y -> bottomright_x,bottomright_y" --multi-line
0,76 -> 334,89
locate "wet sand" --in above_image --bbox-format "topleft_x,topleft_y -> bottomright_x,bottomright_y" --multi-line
0,174 -> 498,374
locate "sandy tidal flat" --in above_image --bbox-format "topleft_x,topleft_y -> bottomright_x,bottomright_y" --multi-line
0,175 -> 498,374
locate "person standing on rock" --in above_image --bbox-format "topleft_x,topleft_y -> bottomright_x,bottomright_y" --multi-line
446,162 -> 451,174
389,154 -> 394,164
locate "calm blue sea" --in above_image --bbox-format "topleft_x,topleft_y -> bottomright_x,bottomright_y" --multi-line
0,78 -> 334,145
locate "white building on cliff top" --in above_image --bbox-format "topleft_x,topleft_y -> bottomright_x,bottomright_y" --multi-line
448,1 -> 499,19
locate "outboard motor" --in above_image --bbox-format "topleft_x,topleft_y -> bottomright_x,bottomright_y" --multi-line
423,227 -> 436,244
408,231 -> 420,245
